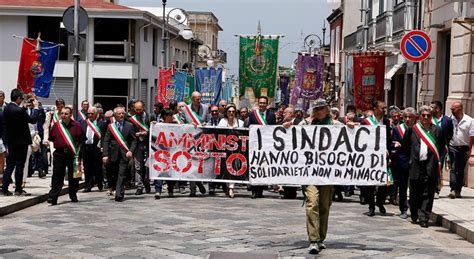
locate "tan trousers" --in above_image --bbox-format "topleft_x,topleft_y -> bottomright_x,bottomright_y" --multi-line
304,185 -> 334,242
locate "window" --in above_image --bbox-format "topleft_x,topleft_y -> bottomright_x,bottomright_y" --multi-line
28,16 -> 72,61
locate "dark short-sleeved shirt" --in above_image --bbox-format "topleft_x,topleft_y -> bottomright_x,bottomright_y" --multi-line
49,120 -> 85,150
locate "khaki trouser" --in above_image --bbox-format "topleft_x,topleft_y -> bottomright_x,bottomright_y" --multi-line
304,185 -> 334,242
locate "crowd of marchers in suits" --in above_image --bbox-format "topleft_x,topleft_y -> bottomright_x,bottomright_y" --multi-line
0,87 -> 473,255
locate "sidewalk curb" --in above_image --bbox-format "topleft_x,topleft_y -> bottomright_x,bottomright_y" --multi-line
431,210 -> 473,244
0,182 -> 85,217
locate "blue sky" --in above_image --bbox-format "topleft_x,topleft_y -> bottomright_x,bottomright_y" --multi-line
120,0 -> 331,75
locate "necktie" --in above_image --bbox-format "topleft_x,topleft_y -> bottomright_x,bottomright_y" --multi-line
117,121 -> 122,132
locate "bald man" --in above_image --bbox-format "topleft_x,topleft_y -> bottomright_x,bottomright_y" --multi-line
183,92 -> 209,125
448,101 -> 474,198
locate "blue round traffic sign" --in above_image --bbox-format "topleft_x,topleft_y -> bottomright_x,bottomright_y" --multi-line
401,30 -> 432,62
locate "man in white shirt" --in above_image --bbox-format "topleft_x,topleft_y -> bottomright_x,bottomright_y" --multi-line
448,101 -> 474,198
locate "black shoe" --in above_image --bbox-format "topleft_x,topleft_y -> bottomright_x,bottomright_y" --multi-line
15,190 -> 31,196
115,197 -> 124,202
97,185 -> 104,191
135,189 -> 143,195
47,198 -> 57,205
70,198 -> 78,202
145,184 -> 151,194
378,205 -> 386,215
365,209 -> 375,217
168,191 -> 174,198
209,190 -> 216,196
38,171 -> 47,179
359,196 -> 367,205
411,217 -> 418,224
257,192 -> 264,198
198,185 -> 206,194
251,191 -> 257,199
420,221 -> 428,228
155,193 -> 161,200
189,191 -> 196,197
82,188 -> 91,193
2,190 -> 13,196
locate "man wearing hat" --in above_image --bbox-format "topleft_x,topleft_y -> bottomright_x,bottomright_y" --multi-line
300,98 -> 340,255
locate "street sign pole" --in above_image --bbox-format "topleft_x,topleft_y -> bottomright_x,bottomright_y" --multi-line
73,0 -> 80,117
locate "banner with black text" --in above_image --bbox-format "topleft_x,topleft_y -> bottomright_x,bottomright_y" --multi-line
249,125 -> 388,185
149,124 -> 249,183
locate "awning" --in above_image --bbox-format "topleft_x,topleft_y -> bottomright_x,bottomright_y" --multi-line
385,63 -> 405,79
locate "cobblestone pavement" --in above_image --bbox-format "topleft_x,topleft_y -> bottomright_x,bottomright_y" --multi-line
0,187 -> 473,258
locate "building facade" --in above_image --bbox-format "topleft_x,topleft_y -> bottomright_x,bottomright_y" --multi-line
0,0 -> 195,113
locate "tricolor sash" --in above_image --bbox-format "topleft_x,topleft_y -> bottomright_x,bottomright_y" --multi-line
184,105 -> 203,125
110,117 -> 116,124
413,122 -> 441,176
254,110 -> 268,125
78,110 -> 87,121
57,121 -> 82,178
130,114 -> 149,132
108,122 -> 130,153
86,119 -> 101,140
174,114 -> 183,124
431,116 -> 450,161
50,111 -> 59,126
363,115 -> 378,126
396,123 -> 407,138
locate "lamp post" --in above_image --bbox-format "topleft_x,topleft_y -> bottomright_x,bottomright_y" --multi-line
73,0 -> 80,117
161,4 -> 192,68
161,0 -> 167,68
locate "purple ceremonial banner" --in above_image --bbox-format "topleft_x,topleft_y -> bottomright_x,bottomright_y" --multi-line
290,53 -> 324,111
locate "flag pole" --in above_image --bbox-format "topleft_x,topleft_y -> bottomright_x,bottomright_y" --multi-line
72,0 -> 80,117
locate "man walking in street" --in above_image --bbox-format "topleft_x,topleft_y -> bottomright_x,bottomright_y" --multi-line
102,106 -> 137,202
448,101 -> 474,198
360,100 -> 391,216
430,101 -> 453,199
2,89 -> 39,196
303,99 -> 336,255
46,107 -> 84,205
130,100 -> 151,195
281,106 -> 301,199
248,96 -> 276,198
403,105 -> 445,228
182,91 -> 208,196
81,106 -> 105,192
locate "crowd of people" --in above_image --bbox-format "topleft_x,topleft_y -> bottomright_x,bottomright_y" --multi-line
0,88 -> 473,255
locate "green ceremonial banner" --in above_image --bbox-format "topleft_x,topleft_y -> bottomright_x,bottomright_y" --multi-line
184,74 -> 195,103
239,36 -> 279,99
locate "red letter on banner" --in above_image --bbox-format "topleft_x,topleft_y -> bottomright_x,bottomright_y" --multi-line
153,150 -> 170,172
227,154 -> 247,176
172,151 -> 192,173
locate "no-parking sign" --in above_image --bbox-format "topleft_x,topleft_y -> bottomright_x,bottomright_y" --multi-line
400,30 -> 432,62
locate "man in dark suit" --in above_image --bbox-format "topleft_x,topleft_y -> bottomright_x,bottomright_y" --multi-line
2,89 -> 39,196
403,105 -> 445,228
360,100 -> 391,216
248,96 -> 277,126
81,106 -> 106,192
130,100 -> 151,195
248,96 -> 276,198
430,101 -> 453,198
102,106 -> 137,202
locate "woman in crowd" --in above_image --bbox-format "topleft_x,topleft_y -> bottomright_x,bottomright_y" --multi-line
218,104 -> 244,198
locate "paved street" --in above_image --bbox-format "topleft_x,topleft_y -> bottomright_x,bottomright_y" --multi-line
0,188 -> 473,258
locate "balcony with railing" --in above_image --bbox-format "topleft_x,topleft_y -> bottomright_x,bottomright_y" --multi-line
344,1 -> 413,50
